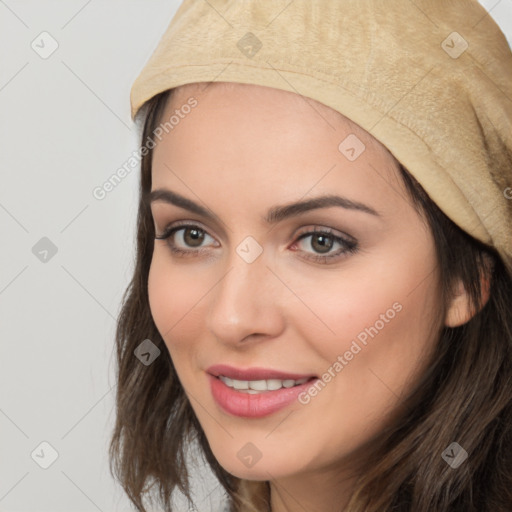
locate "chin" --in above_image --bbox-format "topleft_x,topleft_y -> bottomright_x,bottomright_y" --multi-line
213,449 -> 294,481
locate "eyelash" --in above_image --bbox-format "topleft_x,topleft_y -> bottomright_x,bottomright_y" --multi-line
154,221 -> 358,264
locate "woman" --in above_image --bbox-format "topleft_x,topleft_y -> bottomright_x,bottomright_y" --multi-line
109,1 -> 512,510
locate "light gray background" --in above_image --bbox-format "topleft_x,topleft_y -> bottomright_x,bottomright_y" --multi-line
1,1 -> 511,511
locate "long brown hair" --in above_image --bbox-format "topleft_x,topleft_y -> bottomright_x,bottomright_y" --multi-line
109,87 -> 512,511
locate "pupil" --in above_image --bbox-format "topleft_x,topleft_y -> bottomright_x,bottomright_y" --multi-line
312,234 -> 332,254
185,228 -> 204,247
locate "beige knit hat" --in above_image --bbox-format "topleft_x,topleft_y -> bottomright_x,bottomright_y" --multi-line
130,0 -> 512,275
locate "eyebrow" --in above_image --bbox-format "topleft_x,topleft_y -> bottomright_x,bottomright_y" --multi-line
146,188 -> 380,224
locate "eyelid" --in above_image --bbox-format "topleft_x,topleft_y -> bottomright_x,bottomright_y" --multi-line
155,218 -> 209,236
155,219 -> 354,242
294,225 -> 355,243
151,203 -> 229,241
155,219 -> 217,244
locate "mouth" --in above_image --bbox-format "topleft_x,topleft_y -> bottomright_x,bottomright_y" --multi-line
207,363 -> 317,382
215,374 -> 317,394
206,364 -> 319,417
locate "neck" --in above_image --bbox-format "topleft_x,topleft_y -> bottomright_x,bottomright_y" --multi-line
269,469 -> 358,512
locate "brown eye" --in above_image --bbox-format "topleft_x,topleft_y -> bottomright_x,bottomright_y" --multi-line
155,222 -> 217,257
181,227 -> 205,247
309,232 -> 334,254
293,227 -> 358,264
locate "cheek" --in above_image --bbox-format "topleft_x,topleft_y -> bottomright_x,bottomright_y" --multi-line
284,275 -> 441,462
147,249 -> 205,354
294,255 -> 442,395
289,269 -> 427,352
148,252 -> 173,335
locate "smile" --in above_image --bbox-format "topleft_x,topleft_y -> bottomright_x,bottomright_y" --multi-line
218,375 -> 311,393
209,374 -> 319,418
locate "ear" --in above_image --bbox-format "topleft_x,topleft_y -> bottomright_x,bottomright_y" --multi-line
444,256 -> 493,328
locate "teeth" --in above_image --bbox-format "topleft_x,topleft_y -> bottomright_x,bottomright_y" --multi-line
248,379 -> 267,391
267,379 -> 284,390
232,379 -> 248,390
219,375 -> 309,392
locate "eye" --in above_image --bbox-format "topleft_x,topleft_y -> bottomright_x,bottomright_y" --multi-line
155,222 -> 358,264
291,226 -> 358,263
155,221 -> 218,257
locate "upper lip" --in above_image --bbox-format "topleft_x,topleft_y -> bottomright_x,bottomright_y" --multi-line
207,364 -> 317,381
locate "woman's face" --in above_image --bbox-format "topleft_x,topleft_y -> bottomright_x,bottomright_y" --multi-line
148,82 -> 444,482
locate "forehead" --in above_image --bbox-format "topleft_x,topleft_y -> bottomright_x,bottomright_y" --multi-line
167,81 -> 385,151
151,82 -> 408,217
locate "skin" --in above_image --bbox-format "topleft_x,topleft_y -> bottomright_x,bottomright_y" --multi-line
147,82 -> 474,512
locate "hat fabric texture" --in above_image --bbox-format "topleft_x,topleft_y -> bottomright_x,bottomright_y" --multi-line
130,0 -> 512,275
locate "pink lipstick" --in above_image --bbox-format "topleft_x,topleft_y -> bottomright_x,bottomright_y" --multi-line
207,364 -> 318,418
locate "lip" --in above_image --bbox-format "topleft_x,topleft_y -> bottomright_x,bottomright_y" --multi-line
206,364 -> 317,381
208,373 -> 319,418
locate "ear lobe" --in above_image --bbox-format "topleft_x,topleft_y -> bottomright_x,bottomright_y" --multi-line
444,258 -> 492,328
444,281 -> 474,328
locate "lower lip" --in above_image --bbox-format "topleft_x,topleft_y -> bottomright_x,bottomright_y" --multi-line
208,374 -> 318,418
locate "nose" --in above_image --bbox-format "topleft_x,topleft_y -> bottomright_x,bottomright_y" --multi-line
206,245 -> 285,347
